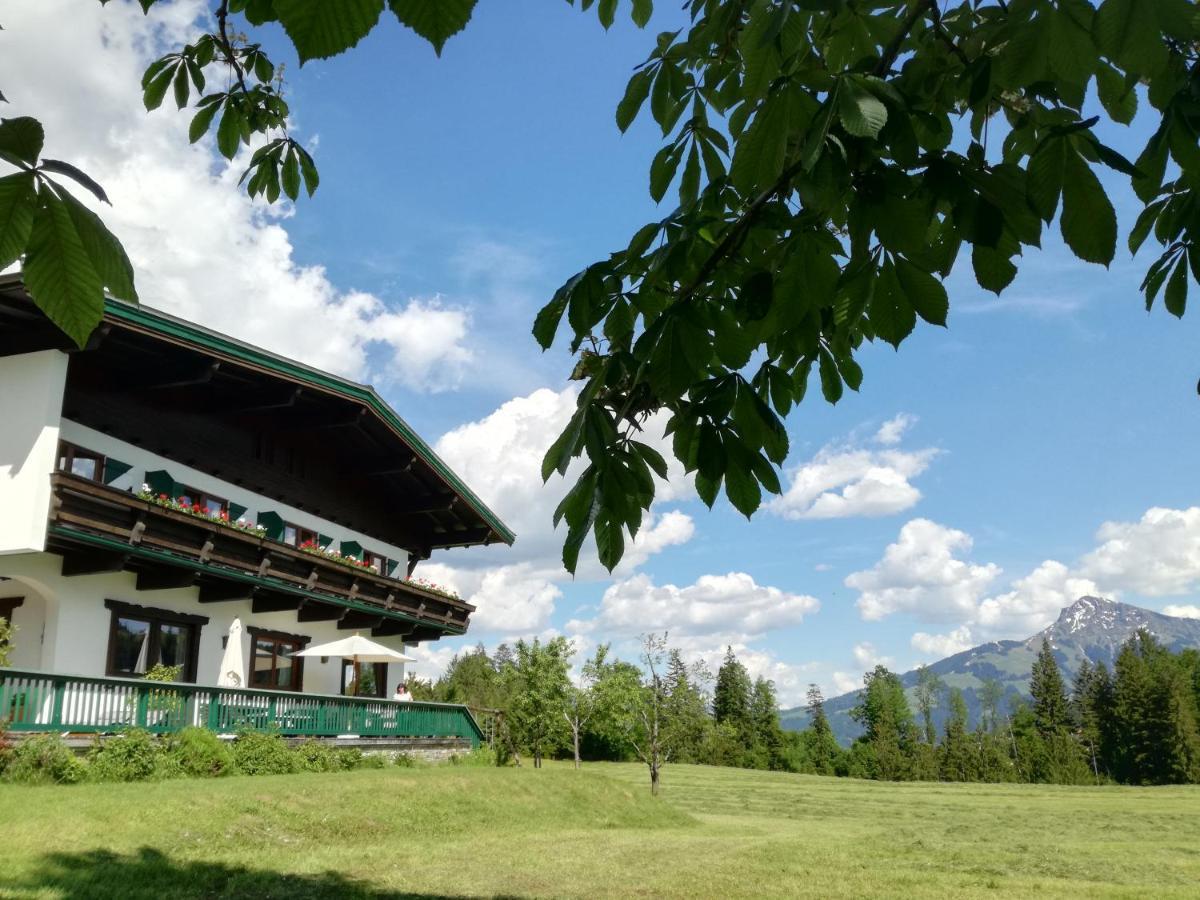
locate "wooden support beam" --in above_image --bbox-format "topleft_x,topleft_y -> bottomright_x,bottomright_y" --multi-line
233,386 -> 302,413
61,550 -> 129,577
252,594 -> 303,614
395,494 -> 457,516
139,360 -> 220,391
135,569 -> 199,591
297,600 -> 343,622
338,611 -> 385,630
199,582 -> 252,603
431,527 -> 491,547
371,622 -> 415,639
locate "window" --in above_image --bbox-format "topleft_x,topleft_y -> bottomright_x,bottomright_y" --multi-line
341,660 -> 388,698
362,551 -> 390,576
248,627 -> 307,691
179,485 -> 228,518
104,600 -> 207,682
282,521 -> 318,548
57,442 -> 105,482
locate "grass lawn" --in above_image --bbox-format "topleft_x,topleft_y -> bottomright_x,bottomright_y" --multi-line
0,762 -> 1197,898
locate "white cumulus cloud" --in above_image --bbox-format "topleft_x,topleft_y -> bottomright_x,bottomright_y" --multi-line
1163,604 -> 1200,619
1079,507 -> 1200,597
846,519 -> 1001,623
2,1 -> 473,390
768,415 -> 938,520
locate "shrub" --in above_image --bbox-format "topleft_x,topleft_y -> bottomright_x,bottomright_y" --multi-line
448,745 -> 497,767
0,717 -> 13,776
391,752 -> 417,768
335,748 -> 366,770
231,730 -> 297,776
88,729 -> 169,782
3,733 -> 86,784
358,752 -> 387,769
166,727 -> 236,778
294,739 -> 339,773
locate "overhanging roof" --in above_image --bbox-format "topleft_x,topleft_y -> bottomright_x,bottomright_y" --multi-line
0,275 -> 515,551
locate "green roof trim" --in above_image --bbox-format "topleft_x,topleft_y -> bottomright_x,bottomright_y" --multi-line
49,525 -> 468,636
99,296 -> 515,546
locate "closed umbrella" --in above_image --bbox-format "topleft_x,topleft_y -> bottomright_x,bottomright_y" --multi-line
217,618 -> 246,688
296,634 -> 415,696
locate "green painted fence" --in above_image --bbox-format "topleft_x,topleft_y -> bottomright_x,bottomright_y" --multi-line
0,668 -> 482,746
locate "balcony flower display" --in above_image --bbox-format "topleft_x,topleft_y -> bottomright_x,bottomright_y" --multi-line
403,577 -> 461,602
297,540 -> 375,571
136,485 -> 267,537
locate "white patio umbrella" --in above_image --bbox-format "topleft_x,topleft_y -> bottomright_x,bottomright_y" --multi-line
296,633 -> 415,696
217,618 -> 246,688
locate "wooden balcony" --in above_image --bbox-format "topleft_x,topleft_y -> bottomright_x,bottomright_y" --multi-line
46,473 -> 474,641
0,667 -> 484,745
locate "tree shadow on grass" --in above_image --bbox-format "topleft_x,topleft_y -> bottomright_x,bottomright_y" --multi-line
6,846 -> 517,900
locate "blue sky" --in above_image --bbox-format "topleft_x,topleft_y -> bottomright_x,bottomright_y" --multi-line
8,1 -> 1200,703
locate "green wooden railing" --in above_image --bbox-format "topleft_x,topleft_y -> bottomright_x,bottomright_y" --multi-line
0,668 -> 482,746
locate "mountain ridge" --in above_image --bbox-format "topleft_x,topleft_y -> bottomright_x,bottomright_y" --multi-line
780,597 -> 1200,745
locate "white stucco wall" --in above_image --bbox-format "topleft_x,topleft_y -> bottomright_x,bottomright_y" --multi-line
0,553 -> 411,693
59,420 -> 411,571
0,351 -> 68,555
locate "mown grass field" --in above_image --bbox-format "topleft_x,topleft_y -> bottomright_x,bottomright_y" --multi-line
1,761 -> 1197,898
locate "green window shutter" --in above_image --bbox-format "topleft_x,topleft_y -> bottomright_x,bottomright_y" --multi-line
386,558 -> 400,577
340,540 -> 362,560
103,459 -> 133,485
144,470 -> 179,498
257,511 -> 284,541
318,534 -> 333,549
228,502 -> 248,521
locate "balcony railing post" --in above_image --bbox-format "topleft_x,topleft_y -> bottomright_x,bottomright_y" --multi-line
134,685 -> 149,728
267,695 -> 278,731
50,676 -> 66,729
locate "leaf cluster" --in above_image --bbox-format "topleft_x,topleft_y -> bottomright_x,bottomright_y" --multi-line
535,0 -> 1200,571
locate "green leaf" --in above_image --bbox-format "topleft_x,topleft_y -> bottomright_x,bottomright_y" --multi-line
1164,252 -> 1187,318
1093,0 -> 1167,76
1095,63 -> 1137,125
0,117 -> 45,166
534,278 -> 573,349
837,79 -> 887,139
870,261 -> 917,348
1128,200 -> 1164,255
39,160 -> 110,204
275,0 -> 385,64
594,515 -> 625,571
0,172 -> 37,271
630,0 -> 652,27
894,258 -> 948,326
616,68 -> 654,133
281,147 -> 301,201
972,245 -> 1018,294
23,189 -> 105,348
1060,150 -> 1117,266
142,64 -> 174,111
388,0 -> 477,55
730,91 -> 793,193
1027,138 -> 1066,222
58,188 -> 138,302
189,100 -> 221,144
296,145 -> 320,196
172,63 -> 190,109
597,0 -> 618,29
649,142 -> 683,203
216,104 -> 242,160
723,453 -> 762,519
817,346 -> 843,404
1048,7 -> 1096,86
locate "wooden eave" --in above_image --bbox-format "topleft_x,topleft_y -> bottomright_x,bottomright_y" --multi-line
0,277 -> 515,553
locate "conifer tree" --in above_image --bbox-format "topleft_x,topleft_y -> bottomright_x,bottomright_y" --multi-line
713,647 -> 753,748
939,688 -> 975,782
914,665 -> 945,745
1030,639 -> 1071,737
978,678 -> 1005,734
804,684 -> 841,777
850,666 -> 917,781
750,677 -> 786,770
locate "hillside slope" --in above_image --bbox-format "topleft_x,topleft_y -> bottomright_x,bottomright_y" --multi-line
781,597 -> 1200,745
